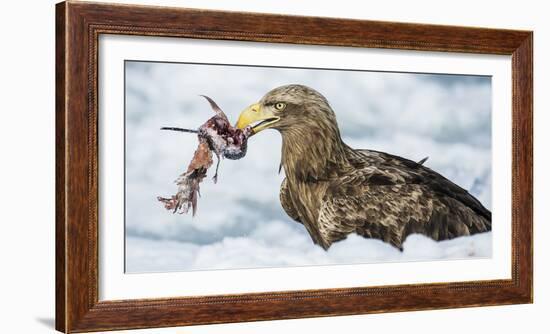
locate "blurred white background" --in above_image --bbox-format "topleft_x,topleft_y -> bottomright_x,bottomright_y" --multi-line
125,61 -> 492,272
0,0 -> 547,333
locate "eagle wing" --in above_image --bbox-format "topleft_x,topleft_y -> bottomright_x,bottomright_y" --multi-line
317,149 -> 491,249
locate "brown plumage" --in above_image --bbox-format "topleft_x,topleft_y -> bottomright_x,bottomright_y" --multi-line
237,84 -> 491,250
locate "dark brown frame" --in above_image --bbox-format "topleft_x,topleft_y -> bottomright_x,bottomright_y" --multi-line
56,1 -> 533,332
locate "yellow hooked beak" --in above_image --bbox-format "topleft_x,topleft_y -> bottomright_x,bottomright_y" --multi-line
236,103 -> 280,134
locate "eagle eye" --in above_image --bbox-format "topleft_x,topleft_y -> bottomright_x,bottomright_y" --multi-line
274,102 -> 286,111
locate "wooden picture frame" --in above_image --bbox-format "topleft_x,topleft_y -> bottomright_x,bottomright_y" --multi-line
56,1 -> 533,332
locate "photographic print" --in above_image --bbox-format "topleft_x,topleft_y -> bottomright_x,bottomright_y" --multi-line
124,61 -> 492,273
56,4 -> 533,331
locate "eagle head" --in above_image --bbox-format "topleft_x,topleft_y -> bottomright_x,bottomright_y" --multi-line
236,84 -> 348,182
236,84 -> 339,135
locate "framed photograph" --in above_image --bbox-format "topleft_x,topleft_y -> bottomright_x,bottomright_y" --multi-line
56,1 -> 532,332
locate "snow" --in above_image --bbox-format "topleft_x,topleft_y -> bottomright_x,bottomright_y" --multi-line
124,61 -> 492,273
126,226 -> 492,272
